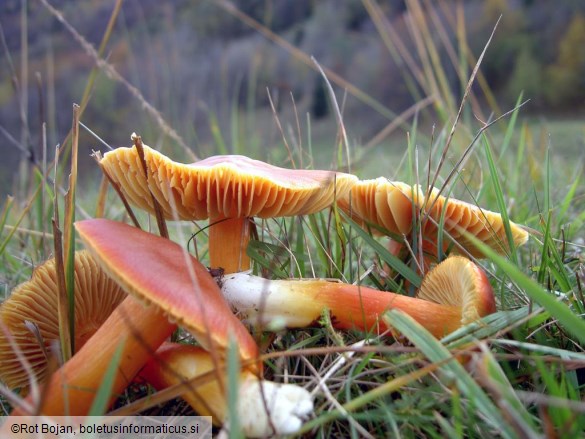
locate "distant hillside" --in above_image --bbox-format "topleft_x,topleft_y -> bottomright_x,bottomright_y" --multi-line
1,0 -> 584,195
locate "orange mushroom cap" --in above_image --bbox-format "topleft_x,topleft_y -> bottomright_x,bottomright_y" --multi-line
337,178 -> 415,236
100,144 -> 357,221
416,186 -> 529,257
0,251 -> 126,391
75,219 -> 258,364
338,179 -> 528,258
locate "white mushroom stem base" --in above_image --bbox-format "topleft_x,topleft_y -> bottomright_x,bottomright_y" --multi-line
140,343 -> 312,438
233,375 -> 313,437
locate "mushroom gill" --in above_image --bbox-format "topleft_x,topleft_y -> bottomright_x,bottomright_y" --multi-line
0,250 -> 126,391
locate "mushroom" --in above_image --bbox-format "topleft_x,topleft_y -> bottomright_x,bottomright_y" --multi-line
0,250 -> 126,392
415,185 -> 529,258
337,179 -> 528,264
9,292 -> 175,415
10,218 -> 258,416
219,255 -> 496,338
336,178 -> 420,277
140,342 -> 313,437
99,143 -> 357,273
416,255 -> 496,325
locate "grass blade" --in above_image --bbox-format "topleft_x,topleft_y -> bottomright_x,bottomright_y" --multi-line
0,196 -> 14,247
63,104 -> 80,354
441,306 -> 535,347
498,92 -> 523,161
298,360 -> 441,434
227,339 -> 243,439
557,172 -> 581,226
467,233 -> 585,345
475,347 -> 538,433
0,185 -> 41,257
342,212 -> 421,288
88,339 -> 126,416
384,310 -> 518,438
247,240 -> 289,279
482,134 -> 520,265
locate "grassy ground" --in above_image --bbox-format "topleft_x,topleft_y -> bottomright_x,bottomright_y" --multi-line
1,1 -> 585,438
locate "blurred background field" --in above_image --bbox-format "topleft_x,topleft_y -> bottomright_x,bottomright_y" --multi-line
0,0 -> 584,198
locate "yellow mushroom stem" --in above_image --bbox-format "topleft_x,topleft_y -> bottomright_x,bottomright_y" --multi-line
139,342 -> 313,438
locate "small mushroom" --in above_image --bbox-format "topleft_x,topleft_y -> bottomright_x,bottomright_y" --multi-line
219,256 -> 496,338
0,251 -> 126,392
338,179 -> 528,262
140,342 -> 313,437
415,185 -> 529,258
100,143 -> 357,273
416,255 -> 496,326
76,219 -> 258,362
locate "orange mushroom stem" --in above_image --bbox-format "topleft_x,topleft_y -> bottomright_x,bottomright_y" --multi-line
10,295 -> 175,415
140,342 -> 313,437
219,256 -> 496,338
208,216 -> 252,273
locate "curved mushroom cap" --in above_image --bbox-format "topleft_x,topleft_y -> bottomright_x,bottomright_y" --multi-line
417,186 -> 529,257
417,256 -> 496,326
100,144 -> 358,220
338,178 -> 528,258
75,219 -> 259,364
337,178 -> 415,236
0,251 -> 126,390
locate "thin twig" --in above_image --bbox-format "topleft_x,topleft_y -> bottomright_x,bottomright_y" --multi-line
80,121 -> 114,151
426,16 -> 502,201
311,57 -> 351,174
132,133 -> 168,238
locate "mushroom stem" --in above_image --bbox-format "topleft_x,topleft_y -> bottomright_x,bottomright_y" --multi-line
209,216 -> 251,274
11,295 -> 176,415
140,342 -> 313,438
220,274 -> 463,338
220,257 -> 496,338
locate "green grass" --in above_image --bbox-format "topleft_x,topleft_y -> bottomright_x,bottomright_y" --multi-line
1,0 -> 585,437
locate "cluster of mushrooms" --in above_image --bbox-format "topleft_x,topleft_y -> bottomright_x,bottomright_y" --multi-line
0,138 -> 528,437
